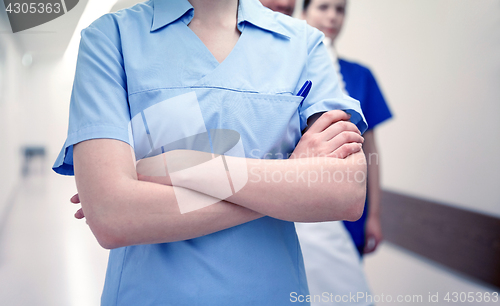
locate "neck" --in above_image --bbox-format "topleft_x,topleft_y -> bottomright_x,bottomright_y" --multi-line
188,0 -> 239,26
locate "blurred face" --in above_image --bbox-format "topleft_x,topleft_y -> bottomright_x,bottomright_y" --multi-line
260,0 -> 296,16
303,0 -> 346,42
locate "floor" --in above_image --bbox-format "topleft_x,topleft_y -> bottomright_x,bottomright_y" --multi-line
0,169 -> 108,306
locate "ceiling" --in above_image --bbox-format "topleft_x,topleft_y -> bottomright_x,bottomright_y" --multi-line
0,0 -> 90,60
0,0 -> 146,61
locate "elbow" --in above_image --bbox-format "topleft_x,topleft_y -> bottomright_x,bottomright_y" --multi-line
99,238 -> 125,250
317,175 -> 366,222
343,188 -> 366,222
345,181 -> 367,222
77,179 -> 140,249
94,227 -> 125,250
310,152 -> 367,222
82,195 -> 131,249
87,216 -> 128,249
94,234 -> 117,250
342,153 -> 367,222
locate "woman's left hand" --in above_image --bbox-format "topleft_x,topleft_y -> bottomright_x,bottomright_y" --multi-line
70,193 -> 85,219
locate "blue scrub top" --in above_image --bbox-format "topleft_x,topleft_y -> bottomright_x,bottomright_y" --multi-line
53,0 -> 367,304
339,58 -> 392,256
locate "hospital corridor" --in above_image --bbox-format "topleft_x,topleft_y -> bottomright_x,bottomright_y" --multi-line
1,0 -> 499,305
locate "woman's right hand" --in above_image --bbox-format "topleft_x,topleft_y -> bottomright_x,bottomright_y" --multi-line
291,110 -> 364,159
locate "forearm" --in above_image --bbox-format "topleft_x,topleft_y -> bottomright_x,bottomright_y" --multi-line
135,110 -> 366,222
170,150 -> 367,222
74,140 -> 263,249
235,151 -> 366,221
367,158 -> 381,217
91,184 -> 260,249
75,108 -> 367,248
363,130 -> 381,217
362,130 -> 384,252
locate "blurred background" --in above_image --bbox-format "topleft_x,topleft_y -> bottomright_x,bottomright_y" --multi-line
0,0 -> 499,305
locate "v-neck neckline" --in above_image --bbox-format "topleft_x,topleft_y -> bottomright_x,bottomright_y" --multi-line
183,22 -> 246,68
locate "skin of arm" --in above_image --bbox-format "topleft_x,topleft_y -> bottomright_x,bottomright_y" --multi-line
137,149 -> 366,222
362,130 -> 383,253
73,110 -> 366,249
152,111 -> 366,222
229,151 -> 366,222
74,139 -> 264,249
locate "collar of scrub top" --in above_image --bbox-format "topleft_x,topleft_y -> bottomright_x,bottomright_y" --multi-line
150,0 -> 291,39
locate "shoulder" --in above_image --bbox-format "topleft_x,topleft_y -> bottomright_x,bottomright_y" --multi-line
338,58 -> 373,77
82,1 -> 154,45
270,10 -> 313,36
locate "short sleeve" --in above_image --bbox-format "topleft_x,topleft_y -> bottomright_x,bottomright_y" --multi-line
362,69 -> 392,130
52,21 -> 131,175
297,27 -> 367,133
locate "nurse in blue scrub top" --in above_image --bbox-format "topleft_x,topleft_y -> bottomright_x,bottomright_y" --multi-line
54,0 -> 369,305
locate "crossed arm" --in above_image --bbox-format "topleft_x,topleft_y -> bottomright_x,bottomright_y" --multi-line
72,110 -> 367,249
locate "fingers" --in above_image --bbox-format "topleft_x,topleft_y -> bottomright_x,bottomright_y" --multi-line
294,110 -> 361,159
71,194 -> 84,219
322,120 -> 361,141
323,120 -> 363,158
70,193 -> 80,204
74,208 -> 85,219
306,110 -> 351,134
328,130 -> 364,150
320,129 -> 363,159
293,130 -> 363,159
328,143 -> 363,159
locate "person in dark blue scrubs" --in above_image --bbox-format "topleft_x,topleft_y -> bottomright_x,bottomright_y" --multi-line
338,58 -> 393,257
303,0 -> 393,257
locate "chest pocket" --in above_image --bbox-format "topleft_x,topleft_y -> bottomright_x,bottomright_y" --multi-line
128,89 -> 304,161
210,90 -> 304,159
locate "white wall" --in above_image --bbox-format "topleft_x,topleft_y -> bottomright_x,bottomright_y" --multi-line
0,36 -> 25,207
0,47 -> 72,206
333,0 -> 500,301
336,0 -> 500,218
